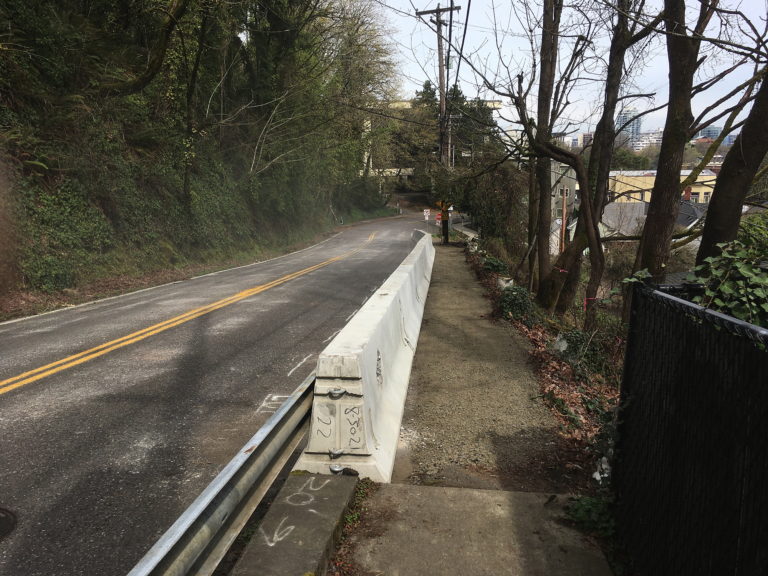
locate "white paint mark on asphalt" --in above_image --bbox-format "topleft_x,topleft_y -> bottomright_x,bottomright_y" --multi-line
323,330 -> 340,343
287,354 -> 313,377
256,394 -> 291,414
210,316 -> 251,334
345,309 -> 358,322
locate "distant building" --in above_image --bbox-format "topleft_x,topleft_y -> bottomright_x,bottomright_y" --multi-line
632,130 -> 663,151
553,132 -> 570,148
706,154 -> 724,175
616,108 -> 642,147
501,129 -> 527,151
386,99 -> 502,110
608,169 -> 717,204
696,126 -> 722,139
568,132 -> 593,149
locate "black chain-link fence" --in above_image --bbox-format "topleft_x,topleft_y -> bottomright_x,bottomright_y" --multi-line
615,285 -> 768,576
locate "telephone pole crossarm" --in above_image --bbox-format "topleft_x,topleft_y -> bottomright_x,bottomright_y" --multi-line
415,6 -> 460,16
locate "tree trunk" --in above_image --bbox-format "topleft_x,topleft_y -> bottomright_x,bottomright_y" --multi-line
536,156 -> 552,279
555,253 -> 582,316
573,159 -> 605,330
536,0 -> 645,315
636,114 -> 690,278
533,0 -> 562,288
181,3 -> 215,217
527,157 -> 539,289
637,0 -> 714,279
537,225 -> 586,312
696,70 -> 768,263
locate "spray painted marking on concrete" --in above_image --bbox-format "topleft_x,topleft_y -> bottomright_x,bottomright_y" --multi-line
256,477 -> 331,548
0,233 -> 377,397
258,517 -> 295,548
285,477 -> 331,506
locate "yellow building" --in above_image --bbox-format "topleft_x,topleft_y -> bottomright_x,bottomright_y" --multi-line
608,170 -> 717,203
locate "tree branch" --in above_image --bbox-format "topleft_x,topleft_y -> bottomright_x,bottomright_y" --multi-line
103,0 -> 193,94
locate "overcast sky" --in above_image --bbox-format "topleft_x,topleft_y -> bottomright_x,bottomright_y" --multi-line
377,0 -> 766,135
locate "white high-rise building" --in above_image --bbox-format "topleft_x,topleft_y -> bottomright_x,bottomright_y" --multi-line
616,108 -> 642,147
632,130 -> 664,151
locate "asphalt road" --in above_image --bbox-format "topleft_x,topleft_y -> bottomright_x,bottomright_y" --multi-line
0,215 -> 427,576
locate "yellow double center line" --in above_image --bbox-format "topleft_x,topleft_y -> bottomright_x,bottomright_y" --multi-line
0,233 -> 376,397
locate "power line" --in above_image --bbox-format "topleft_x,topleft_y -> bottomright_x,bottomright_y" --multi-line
446,0 -> 455,92
445,0 -> 471,170
416,3 -> 461,168
453,0 -> 471,88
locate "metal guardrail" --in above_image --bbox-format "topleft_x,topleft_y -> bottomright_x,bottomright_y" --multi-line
127,374 -> 315,576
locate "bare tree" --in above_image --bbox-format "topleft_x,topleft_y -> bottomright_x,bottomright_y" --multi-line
532,0 -> 564,282
697,67 -> 768,263
442,0 -> 766,326
538,0 -> 662,320
635,0 -> 765,279
478,0 -> 660,327
486,0 -> 596,292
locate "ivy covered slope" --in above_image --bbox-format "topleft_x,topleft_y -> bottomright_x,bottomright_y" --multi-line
689,211 -> 768,328
0,0 -> 395,295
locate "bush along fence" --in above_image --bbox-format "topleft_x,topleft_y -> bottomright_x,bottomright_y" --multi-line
614,284 -> 768,576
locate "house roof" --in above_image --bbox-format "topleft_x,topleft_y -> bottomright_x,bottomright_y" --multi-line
600,200 -> 704,236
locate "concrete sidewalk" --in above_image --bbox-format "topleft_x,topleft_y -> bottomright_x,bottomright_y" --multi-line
351,485 -> 611,576
233,242 -> 613,576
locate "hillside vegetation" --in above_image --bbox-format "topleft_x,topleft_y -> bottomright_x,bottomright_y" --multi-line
0,0 -> 395,299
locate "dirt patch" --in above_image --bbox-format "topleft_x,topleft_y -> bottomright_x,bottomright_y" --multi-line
0,158 -> 19,295
329,479 -> 381,576
396,242 -> 593,493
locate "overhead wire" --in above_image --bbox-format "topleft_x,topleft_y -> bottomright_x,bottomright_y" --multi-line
453,0 -> 471,88
446,0 -> 454,92
446,0 -> 472,161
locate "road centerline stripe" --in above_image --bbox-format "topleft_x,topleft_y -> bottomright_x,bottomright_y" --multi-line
0,234 -> 376,396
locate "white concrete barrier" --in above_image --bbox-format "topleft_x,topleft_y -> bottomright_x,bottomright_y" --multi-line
294,230 -> 435,482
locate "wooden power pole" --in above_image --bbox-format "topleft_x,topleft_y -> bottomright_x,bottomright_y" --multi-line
417,2 -> 460,243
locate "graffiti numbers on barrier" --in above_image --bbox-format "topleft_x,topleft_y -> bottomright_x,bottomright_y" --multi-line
315,414 -> 332,438
344,406 -> 363,449
313,401 -> 334,440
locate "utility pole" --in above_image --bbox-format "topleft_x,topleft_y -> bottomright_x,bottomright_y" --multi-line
417,2 -> 460,243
